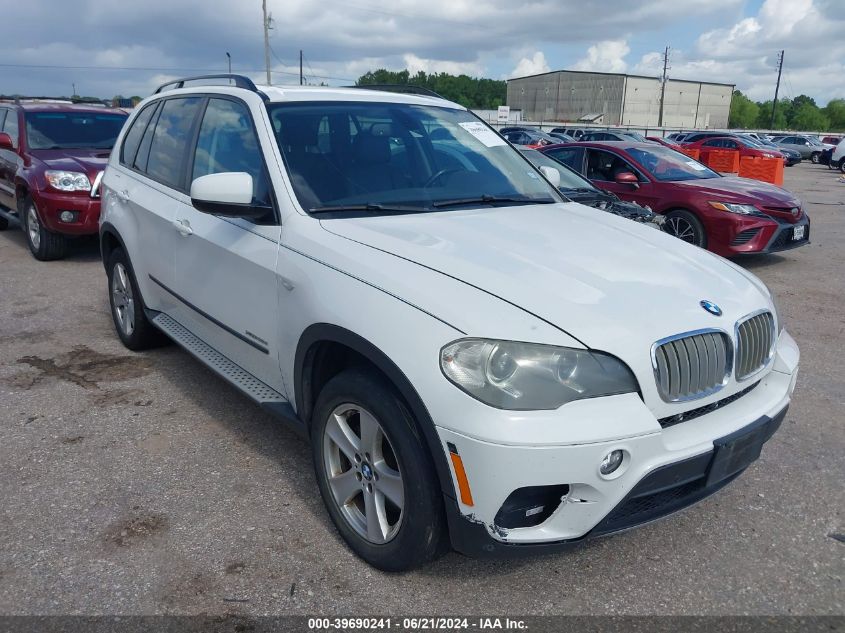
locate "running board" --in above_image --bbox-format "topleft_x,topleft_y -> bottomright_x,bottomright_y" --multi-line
0,207 -> 21,227
149,311 -> 306,437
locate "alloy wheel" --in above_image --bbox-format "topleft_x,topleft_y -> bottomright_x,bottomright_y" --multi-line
27,205 -> 41,251
111,262 -> 136,336
323,403 -> 404,544
665,216 -> 699,245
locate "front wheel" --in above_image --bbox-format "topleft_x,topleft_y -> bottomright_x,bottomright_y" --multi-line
311,368 -> 447,571
664,210 -> 707,248
810,152 -> 820,164
23,198 -> 66,260
840,160 -> 845,174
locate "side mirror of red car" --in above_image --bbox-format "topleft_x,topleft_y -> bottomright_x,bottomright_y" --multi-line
614,171 -> 639,187
0,132 -> 14,151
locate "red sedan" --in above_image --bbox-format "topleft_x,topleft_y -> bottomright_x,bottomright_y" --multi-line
646,136 -> 683,150
682,136 -> 785,162
539,141 -> 809,257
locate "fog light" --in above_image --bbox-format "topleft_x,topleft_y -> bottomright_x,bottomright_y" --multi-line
600,450 -> 624,475
59,210 -> 77,223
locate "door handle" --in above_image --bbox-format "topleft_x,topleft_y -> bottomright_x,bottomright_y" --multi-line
172,218 -> 193,236
116,189 -> 130,202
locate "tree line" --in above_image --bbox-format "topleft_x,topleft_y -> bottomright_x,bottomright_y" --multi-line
356,69 -> 507,109
730,90 -> 844,132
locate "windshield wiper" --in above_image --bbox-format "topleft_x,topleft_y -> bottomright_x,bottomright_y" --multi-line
432,194 -> 556,209
309,203 -> 429,214
561,187 -> 598,194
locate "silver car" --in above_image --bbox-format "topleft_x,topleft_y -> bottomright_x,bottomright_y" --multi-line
771,135 -> 834,163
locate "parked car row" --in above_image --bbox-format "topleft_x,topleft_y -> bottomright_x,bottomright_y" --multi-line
0,80 -> 801,573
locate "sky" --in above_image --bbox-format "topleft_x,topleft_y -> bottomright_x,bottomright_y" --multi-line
1,0 -> 843,105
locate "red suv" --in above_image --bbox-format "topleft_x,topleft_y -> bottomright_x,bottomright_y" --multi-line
0,102 -> 128,260
540,141 -> 809,257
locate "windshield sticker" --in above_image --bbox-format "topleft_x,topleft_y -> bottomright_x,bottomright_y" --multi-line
458,121 -> 507,147
686,160 -> 708,171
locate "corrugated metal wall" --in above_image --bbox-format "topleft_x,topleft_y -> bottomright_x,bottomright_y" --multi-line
507,71 -> 733,128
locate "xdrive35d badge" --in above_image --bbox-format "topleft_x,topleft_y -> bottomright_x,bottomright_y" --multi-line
700,300 -> 723,316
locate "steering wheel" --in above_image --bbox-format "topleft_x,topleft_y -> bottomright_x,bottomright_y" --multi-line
424,168 -> 463,188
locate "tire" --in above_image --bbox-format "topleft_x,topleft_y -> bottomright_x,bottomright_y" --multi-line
311,368 -> 447,571
106,248 -> 165,351
664,209 -> 707,249
840,160 -> 845,174
22,197 -> 66,260
810,152 -> 820,164
0,214 -> 7,231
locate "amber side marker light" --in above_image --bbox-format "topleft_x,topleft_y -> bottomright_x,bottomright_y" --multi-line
447,442 -> 474,507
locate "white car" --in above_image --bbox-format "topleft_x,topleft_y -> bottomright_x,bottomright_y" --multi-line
830,139 -> 845,173
99,75 -> 800,571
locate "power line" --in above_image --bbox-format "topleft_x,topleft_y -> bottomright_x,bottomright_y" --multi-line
0,61 -> 354,83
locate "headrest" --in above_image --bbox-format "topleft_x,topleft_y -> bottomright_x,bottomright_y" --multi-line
353,134 -> 391,165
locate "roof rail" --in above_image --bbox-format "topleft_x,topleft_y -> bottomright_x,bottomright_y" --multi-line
154,74 -> 261,95
347,84 -> 446,100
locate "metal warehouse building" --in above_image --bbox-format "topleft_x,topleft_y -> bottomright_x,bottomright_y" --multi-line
506,70 -> 734,128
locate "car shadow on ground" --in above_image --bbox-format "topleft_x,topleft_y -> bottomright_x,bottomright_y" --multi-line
730,254 -> 787,271
0,224 -> 101,262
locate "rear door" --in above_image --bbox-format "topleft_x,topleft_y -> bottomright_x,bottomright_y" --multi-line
172,96 -> 283,388
104,96 -> 204,313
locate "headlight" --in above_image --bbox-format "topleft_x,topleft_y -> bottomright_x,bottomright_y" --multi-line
708,201 -> 759,215
440,339 -> 639,410
45,170 -> 91,192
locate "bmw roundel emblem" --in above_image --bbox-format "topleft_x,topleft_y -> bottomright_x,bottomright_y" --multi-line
700,300 -> 722,316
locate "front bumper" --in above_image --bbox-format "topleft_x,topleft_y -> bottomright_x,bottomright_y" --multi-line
440,332 -> 799,557
726,214 -> 810,256
32,189 -> 101,235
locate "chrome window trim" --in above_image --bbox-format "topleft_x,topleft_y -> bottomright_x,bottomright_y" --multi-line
735,309 -> 776,382
650,327 -> 733,403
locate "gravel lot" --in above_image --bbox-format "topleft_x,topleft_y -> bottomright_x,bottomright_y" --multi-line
0,163 -> 842,617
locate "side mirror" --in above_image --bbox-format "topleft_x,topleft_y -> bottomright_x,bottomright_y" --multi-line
190,172 -> 269,218
614,171 -> 639,187
0,132 -> 14,151
538,165 -> 561,188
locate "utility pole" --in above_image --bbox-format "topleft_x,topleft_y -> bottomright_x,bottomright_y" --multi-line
770,50 -> 784,129
226,52 -> 231,74
300,50 -> 303,85
658,46 -> 669,127
262,0 -> 272,85
72,83 -> 76,97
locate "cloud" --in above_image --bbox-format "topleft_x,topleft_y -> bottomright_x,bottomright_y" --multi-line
403,54 -> 484,77
509,52 -> 550,78
571,39 -> 631,73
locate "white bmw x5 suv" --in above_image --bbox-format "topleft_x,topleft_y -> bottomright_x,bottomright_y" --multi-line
99,75 -> 799,571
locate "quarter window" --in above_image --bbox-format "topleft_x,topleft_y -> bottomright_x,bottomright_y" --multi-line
191,98 -> 271,206
120,103 -> 158,167
145,97 -> 203,189
0,109 -> 7,132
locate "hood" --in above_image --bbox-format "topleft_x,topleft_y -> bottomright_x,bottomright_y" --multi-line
30,149 -> 110,179
319,202 -> 771,371
673,175 -> 799,207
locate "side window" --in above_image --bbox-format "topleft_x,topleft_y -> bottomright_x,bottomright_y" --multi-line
702,139 -> 720,147
120,103 -> 157,167
191,98 -> 271,207
3,110 -> 19,147
545,147 -> 584,172
723,140 -> 738,149
586,149 -> 637,181
0,109 -> 7,132
145,97 -> 203,189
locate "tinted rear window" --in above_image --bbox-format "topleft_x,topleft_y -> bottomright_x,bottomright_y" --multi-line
120,103 -> 157,166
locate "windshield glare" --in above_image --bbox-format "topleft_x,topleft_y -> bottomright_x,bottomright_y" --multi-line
626,145 -> 720,181
267,102 -> 561,212
25,112 -> 128,150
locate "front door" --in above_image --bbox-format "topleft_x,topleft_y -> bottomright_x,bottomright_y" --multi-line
172,97 -> 283,389
584,148 -> 661,209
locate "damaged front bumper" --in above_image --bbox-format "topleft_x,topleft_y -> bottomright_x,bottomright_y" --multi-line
438,332 -> 798,558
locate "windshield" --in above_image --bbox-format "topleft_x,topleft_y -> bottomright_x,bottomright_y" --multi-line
519,149 -> 598,192
25,111 -> 128,150
267,102 -> 561,213
625,145 -> 720,181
